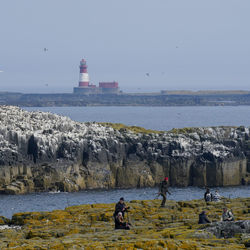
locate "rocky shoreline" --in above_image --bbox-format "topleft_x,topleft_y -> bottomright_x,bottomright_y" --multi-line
0,198 -> 249,248
0,105 -> 249,194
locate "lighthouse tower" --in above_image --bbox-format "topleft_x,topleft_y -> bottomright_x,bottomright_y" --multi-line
73,58 -> 119,94
79,59 -> 89,87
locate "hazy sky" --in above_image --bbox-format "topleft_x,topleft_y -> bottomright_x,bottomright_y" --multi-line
0,0 -> 249,93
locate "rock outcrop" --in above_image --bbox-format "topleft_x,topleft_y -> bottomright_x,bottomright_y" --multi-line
0,198 -> 249,249
205,220 -> 250,239
0,105 -> 249,194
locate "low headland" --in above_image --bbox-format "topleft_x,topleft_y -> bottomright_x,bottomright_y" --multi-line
1,90 -> 250,106
0,197 -> 249,249
0,105 -> 249,195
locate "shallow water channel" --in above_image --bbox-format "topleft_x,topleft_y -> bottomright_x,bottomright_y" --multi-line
0,186 -> 249,218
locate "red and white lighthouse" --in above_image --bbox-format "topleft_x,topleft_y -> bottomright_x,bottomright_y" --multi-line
78,59 -> 89,87
73,58 -> 119,94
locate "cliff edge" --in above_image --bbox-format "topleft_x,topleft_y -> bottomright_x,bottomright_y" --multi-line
0,106 -> 249,194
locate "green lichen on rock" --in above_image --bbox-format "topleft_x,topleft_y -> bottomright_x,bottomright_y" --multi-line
169,127 -> 199,134
0,197 -> 249,249
99,122 -> 163,134
169,126 -> 237,135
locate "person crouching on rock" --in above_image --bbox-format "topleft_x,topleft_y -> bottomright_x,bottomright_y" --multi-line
212,190 -> 221,202
158,177 -> 171,207
221,208 -> 234,221
114,197 -> 129,217
198,211 -> 211,224
115,212 -> 130,230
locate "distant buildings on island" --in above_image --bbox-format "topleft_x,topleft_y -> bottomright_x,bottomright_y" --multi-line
73,59 -> 119,94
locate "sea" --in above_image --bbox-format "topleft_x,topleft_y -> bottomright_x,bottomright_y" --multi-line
0,186 -> 249,218
0,105 -> 249,218
24,106 -> 250,131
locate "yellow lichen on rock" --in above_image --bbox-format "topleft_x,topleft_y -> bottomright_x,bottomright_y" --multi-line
0,197 -> 249,249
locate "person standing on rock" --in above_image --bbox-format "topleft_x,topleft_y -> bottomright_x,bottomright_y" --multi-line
158,177 -> 171,207
114,197 -> 129,217
204,188 -> 213,202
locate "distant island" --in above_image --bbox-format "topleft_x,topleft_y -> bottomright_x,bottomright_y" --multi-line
1,90 -> 250,107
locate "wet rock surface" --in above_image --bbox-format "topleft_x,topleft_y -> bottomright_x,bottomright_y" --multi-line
0,197 -> 249,249
0,105 -> 250,194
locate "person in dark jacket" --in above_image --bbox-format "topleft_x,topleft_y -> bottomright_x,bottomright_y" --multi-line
204,188 -> 213,202
158,177 -> 171,207
114,197 -> 129,217
115,212 -> 130,230
198,211 -> 211,224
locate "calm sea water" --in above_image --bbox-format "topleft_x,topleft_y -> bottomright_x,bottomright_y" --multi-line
0,106 -> 247,218
24,106 -> 250,131
0,186 -> 249,218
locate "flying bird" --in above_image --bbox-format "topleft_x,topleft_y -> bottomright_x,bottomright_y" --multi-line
146,73 -> 150,77
44,48 -> 48,52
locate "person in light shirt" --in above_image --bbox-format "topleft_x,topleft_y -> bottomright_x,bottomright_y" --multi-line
213,190 -> 221,202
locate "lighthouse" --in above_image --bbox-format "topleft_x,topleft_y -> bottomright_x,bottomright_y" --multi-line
78,59 -> 89,87
73,58 -> 119,94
